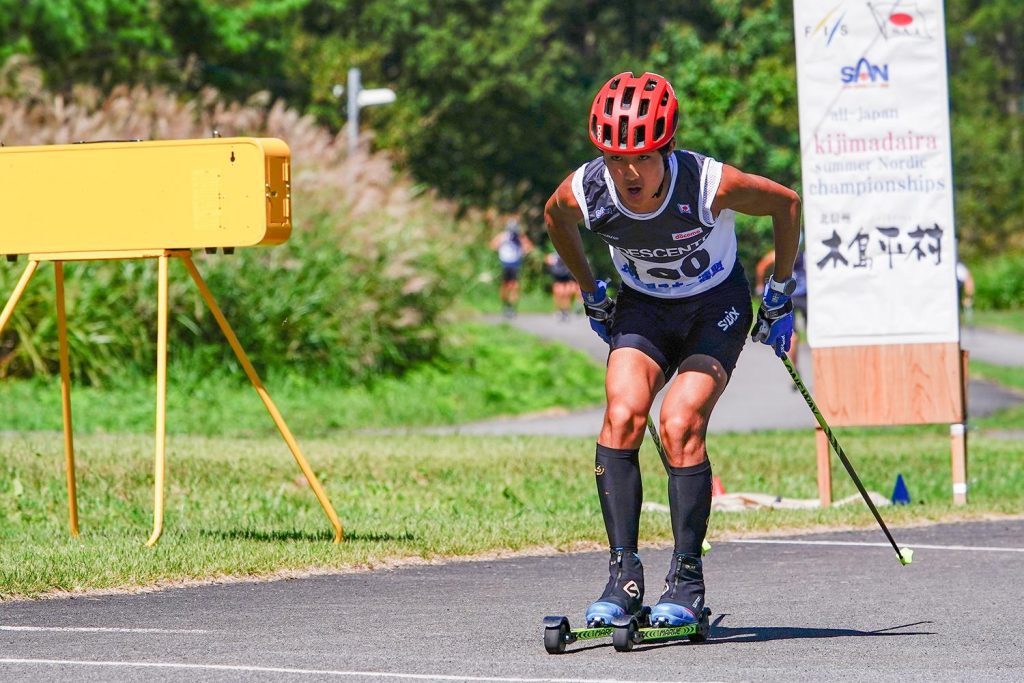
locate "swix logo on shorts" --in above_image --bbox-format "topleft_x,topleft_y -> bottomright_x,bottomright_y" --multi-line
622,580 -> 641,599
717,306 -> 741,331
594,464 -> 606,475
672,228 -> 702,241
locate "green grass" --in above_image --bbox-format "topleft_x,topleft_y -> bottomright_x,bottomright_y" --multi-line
0,323 -> 605,436
972,308 -> 1024,334
970,358 -> 1024,430
2,423 -> 1023,599
971,358 -> 1024,392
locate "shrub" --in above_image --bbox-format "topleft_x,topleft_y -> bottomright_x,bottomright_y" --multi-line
972,253 -> 1024,311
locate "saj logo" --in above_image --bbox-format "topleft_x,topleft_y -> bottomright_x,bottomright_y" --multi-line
840,58 -> 889,87
868,2 -> 934,41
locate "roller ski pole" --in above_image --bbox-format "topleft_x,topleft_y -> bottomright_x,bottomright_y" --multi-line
780,354 -> 913,567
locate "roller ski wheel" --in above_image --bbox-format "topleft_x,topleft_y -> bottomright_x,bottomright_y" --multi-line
686,606 -> 712,643
543,617 -> 570,655
542,607 -> 650,655
611,615 -> 640,652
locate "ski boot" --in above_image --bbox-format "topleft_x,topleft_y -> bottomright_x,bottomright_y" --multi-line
603,553 -> 711,651
542,549 -> 648,654
585,548 -> 645,626
650,552 -> 705,626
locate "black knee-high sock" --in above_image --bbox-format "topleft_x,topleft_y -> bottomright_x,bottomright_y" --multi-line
667,459 -> 712,555
595,444 -> 642,552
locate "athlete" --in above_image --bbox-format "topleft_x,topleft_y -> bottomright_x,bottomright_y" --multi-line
544,250 -> 579,321
490,219 -> 534,317
544,72 -> 801,628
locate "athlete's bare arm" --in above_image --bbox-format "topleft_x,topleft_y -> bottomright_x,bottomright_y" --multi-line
754,250 -> 776,294
712,165 -> 801,281
544,173 -> 598,292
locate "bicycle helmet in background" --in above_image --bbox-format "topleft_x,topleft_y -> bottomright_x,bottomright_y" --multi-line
588,71 -> 679,154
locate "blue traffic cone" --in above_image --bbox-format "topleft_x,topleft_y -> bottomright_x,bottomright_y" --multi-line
891,473 -> 911,505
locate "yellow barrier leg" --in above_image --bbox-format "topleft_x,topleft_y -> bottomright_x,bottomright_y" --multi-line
145,255 -> 170,547
180,254 -> 344,542
54,262 -> 80,537
0,260 -> 39,336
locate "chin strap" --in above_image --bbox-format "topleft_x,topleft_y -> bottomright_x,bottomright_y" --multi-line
651,153 -> 671,199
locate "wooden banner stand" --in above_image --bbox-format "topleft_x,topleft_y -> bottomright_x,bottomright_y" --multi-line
811,342 -> 968,507
0,250 -> 344,545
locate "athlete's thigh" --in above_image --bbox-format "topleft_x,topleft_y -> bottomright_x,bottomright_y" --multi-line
605,347 -> 664,415
661,276 -> 752,431
661,353 -> 730,424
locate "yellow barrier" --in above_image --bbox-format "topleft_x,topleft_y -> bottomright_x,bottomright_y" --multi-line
0,138 -> 342,545
0,137 -> 290,255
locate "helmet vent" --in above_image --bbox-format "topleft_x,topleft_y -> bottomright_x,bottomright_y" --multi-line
654,117 -> 666,141
661,92 -> 670,106
633,126 -> 646,148
618,116 -> 629,147
604,97 -> 614,116
610,78 -> 621,90
644,78 -> 658,92
602,124 -> 613,145
591,115 -> 598,137
621,86 -> 635,110
638,99 -> 650,117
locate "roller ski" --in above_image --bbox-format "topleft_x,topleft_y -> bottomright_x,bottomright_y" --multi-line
609,605 -> 711,652
543,549 -> 647,654
542,607 -> 651,655
610,552 -> 712,652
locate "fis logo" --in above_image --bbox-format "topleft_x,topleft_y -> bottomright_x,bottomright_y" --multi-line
718,306 -> 740,331
622,580 -> 641,599
841,58 -> 890,86
805,7 -> 848,47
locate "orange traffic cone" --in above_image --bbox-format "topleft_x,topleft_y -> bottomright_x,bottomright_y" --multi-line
711,476 -> 726,497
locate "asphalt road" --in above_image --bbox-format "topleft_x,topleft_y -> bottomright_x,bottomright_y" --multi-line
2,518 -> 1022,682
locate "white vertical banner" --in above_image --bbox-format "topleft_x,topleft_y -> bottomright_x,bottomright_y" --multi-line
793,1 -> 959,347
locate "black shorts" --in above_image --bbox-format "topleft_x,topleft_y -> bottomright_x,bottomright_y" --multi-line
501,265 -> 520,283
610,265 -> 753,379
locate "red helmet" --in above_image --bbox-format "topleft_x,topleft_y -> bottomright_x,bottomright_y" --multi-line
588,72 -> 679,154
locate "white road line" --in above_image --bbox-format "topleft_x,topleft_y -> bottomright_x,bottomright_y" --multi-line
0,626 -> 210,634
0,658 -> 703,683
729,539 -> 1024,553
